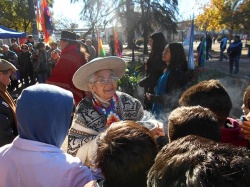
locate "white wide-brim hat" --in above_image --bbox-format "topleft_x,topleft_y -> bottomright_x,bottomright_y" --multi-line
73,56 -> 126,91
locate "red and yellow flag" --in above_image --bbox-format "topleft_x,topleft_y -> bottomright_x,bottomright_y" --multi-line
98,32 -> 106,57
113,28 -> 122,58
36,0 -> 54,43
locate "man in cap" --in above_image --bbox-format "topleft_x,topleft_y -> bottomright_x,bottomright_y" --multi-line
27,43 -> 34,53
0,59 -> 18,147
9,38 -> 17,52
25,35 -> 35,46
47,31 -> 88,105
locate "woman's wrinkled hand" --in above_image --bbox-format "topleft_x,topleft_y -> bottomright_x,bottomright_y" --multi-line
150,121 -> 165,138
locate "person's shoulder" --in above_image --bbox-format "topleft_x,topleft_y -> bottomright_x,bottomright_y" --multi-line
0,143 -> 11,154
116,91 -> 141,104
76,97 -> 94,110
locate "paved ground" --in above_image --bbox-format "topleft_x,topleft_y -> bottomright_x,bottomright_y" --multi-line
121,41 -> 250,78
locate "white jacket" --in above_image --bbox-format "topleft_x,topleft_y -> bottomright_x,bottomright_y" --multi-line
0,137 -> 95,187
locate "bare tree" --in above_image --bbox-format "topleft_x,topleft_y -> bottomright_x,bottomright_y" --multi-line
54,16 -> 79,32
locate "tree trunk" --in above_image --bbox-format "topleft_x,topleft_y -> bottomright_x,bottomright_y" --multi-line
126,0 -> 135,49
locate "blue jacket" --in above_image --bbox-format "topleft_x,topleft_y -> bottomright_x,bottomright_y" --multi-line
220,36 -> 228,49
227,40 -> 242,57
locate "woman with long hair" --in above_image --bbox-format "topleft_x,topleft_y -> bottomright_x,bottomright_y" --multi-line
146,43 -> 188,118
139,32 -> 167,110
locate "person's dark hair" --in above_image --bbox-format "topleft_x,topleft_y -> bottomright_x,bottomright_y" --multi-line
21,44 -> 28,49
95,120 -> 158,187
234,35 -> 240,40
147,135 -> 250,187
168,106 -> 221,142
179,79 -> 232,126
149,32 -> 166,54
36,42 -> 45,50
66,40 -> 89,62
167,42 -> 188,72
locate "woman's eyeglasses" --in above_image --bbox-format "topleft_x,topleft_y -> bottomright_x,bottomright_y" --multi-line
21,48 -> 28,49
93,77 -> 118,85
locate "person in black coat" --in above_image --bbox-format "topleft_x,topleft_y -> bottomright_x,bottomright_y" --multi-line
0,59 -> 18,147
138,32 -> 167,110
146,43 -> 188,118
18,44 -> 35,87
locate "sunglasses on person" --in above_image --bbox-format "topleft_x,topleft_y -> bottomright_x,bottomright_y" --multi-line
21,48 -> 28,49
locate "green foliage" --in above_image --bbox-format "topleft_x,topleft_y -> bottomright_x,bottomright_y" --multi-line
117,61 -> 143,96
0,0 -> 30,32
0,0 -> 54,33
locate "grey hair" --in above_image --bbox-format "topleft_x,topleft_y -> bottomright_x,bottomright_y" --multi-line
88,73 -> 97,84
87,69 -> 116,84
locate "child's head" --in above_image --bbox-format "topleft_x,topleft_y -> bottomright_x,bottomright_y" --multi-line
168,106 -> 221,142
147,135 -> 250,187
179,79 -> 232,127
95,120 -> 158,187
162,43 -> 187,71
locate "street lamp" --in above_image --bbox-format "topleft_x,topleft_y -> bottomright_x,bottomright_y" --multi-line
129,2 -> 135,66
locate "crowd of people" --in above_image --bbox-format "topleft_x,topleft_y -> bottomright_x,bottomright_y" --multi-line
0,30 -> 250,187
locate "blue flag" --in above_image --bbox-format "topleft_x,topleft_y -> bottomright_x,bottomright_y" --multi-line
184,18 -> 195,69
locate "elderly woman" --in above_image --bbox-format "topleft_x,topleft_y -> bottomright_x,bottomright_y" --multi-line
67,57 -> 164,159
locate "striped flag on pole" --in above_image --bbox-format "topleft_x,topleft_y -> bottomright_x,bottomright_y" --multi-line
98,31 -> 106,57
36,0 -> 55,43
113,27 -> 122,58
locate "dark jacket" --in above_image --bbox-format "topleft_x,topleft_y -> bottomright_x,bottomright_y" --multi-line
139,53 -> 166,93
18,51 -> 32,72
227,40 -> 242,57
3,50 -> 17,65
150,68 -> 187,111
0,97 -> 18,147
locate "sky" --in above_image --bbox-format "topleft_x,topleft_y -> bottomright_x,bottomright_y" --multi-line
52,0 -> 84,27
52,0 -> 208,28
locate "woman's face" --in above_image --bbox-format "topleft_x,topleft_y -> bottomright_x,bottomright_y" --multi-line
149,38 -> 153,49
162,46 -> 171,65
88,69 -> 118,100
0,70 -> 13,86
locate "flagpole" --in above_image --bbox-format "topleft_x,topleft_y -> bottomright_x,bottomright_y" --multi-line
28,0 -> 39,42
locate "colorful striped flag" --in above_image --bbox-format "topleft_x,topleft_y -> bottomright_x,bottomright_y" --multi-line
36,0 -> 54,44
113,27 -> 122,58
98,32 -> 106,57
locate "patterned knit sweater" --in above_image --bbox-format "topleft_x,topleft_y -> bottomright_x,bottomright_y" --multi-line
67,91 -> 144,156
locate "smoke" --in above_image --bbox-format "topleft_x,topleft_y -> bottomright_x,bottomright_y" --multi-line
136,85 -> 184,139
218,78 -> 248,119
